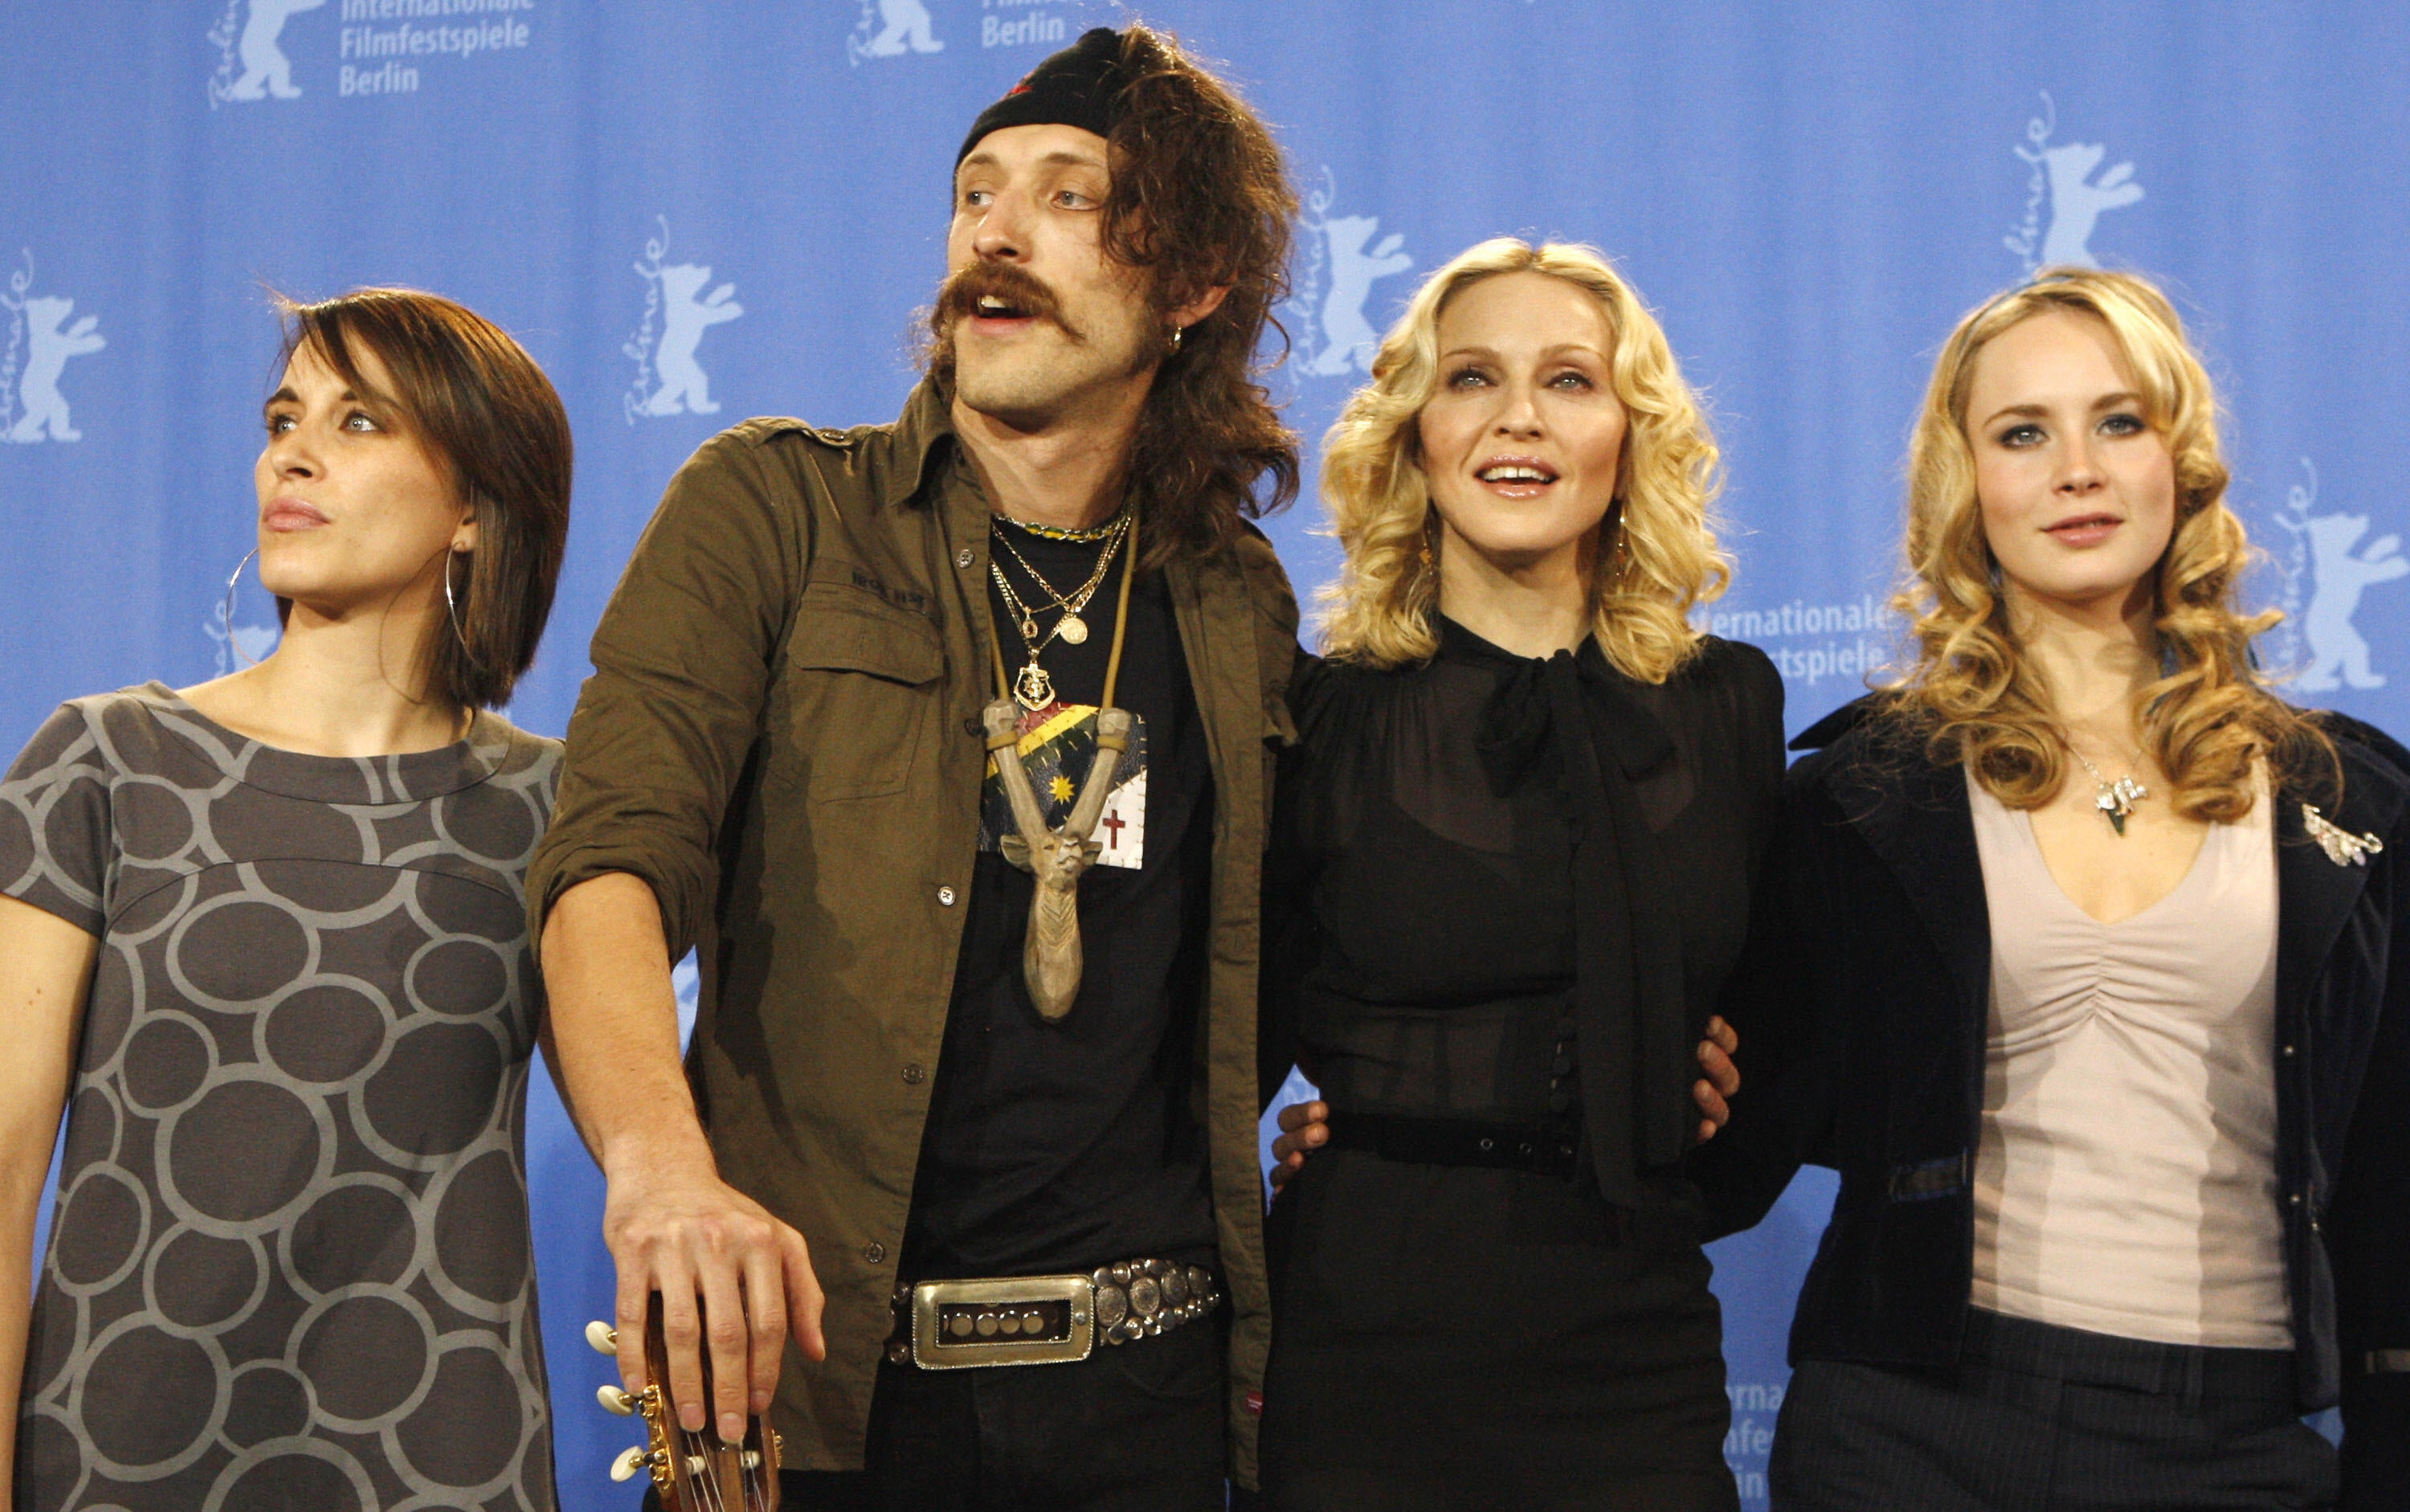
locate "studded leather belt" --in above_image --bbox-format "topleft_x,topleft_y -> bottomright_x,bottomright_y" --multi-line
884,1257 -> 1222,1371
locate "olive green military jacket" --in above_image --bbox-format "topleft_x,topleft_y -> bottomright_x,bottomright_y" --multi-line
528,381 -> 1300,1485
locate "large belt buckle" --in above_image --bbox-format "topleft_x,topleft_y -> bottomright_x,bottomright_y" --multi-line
909,1275 -> 1094,1370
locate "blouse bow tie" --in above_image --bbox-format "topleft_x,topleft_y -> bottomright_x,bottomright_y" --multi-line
1473,639 -> 1692,1208
1474,640 -> 1673,793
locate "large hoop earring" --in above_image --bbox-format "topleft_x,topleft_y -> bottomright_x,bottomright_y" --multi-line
220,549 -> 263,668
443,550 -> 480,665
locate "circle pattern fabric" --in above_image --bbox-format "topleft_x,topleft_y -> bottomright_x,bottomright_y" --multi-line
0,684 -> 560,1512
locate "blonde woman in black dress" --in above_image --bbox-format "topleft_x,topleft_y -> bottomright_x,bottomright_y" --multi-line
0,289 -> 572,1511
1257,239 -> 1777,1512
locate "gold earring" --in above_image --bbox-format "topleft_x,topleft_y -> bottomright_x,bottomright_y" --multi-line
1166,323 -> 1185,354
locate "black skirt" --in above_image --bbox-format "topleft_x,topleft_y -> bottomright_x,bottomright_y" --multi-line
1260,1150 -> 1738,1512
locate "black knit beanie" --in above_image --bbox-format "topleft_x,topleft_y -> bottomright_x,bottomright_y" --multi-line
956,27 -> 1134,166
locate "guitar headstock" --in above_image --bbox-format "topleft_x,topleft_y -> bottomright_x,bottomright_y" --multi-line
586,1300 -> 783,1510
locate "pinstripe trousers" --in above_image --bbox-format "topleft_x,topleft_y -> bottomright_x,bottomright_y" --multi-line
1768,1309 -> 2338,1511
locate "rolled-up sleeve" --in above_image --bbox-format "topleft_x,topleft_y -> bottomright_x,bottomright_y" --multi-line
528,428 -> 808,962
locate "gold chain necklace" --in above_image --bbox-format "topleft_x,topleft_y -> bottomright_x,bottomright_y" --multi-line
989,516 -> 1129,710
994,510 -> 1121,543
994,515 -> 1125,617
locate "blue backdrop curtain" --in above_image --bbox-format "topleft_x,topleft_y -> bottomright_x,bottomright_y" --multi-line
5,2 -> 2405,1502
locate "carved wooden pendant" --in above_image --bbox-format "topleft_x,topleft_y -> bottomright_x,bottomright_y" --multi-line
982,697 -> 1132,1019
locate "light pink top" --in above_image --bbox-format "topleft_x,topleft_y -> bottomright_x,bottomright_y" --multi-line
1966,770 -> 2291,1347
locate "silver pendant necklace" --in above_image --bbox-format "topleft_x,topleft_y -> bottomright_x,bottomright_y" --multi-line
2066,742 -> 2149,836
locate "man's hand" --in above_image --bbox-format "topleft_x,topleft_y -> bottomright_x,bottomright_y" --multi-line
604,1146 -> 827,1445
543,872 -> 828,1445
1693,1014 -> 1741,1145
1265,1015 -> 1743,1192
1266,1098 -> 1328,1192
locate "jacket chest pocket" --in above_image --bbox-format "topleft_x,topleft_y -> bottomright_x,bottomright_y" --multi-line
777,583 -> 946,803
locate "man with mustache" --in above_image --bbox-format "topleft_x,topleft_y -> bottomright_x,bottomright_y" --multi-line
530,27 -> 1302,1510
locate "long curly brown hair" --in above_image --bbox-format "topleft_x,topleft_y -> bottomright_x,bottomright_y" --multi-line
928,24 -> 1299,570
1887,267 -> 2331,819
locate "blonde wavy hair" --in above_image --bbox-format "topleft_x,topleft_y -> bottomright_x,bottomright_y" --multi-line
1316,239 -> 1728,683
1889,266 -> 2330,819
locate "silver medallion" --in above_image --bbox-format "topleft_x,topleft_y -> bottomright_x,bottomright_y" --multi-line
1095,1285 -> 1129,1329
1162,1269 -> 1190,1307
1128,1277 -> 1162,1318
1056,612 -> 1089,645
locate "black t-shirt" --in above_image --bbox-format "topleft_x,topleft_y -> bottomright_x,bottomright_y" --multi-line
901,517 -> 1218,1279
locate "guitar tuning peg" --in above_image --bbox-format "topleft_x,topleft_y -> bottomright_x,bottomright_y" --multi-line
609,1445 -> 648,1483
597,1384 -> 635,1416
585,1320 -> 619,1355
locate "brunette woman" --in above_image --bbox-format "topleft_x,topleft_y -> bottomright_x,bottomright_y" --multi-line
0,288 -> 573,1511
1256,239 -> 1775,1512
1728,268 -> 2407,1510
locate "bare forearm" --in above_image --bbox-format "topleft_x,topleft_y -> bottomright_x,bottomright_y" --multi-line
0,897 -> 96,1494
539,872 -> 826,1436
539,872 -> 716,1180
0,1154 -> 42,1493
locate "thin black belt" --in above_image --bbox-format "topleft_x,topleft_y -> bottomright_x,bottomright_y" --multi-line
1961,1307 -> 2297,1405
1326,1110 -> 1579,1180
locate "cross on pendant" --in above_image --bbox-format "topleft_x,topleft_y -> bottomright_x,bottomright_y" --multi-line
1100,811 -> 1125,849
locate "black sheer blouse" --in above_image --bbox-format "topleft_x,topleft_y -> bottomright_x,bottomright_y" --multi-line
1264,617 -> 1786,1204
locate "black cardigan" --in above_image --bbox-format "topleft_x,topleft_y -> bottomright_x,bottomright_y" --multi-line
1698,697 -> 2410,1509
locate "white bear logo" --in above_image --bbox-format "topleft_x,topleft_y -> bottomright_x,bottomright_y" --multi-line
1306,217 -> 1413,378
849,0 -> 944,63
625,221 -> 745,423
643,265 -> 742,417
2295,513 -> 2408,692
2271,460 -> 2409,693
2,277 -> 105,445
1285,174 -> 1415,383
2005,94 -> 2144,272
2036,142 -> 2144,267
213,0 -> 326,104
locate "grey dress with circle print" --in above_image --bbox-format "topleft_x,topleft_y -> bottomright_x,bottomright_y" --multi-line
0,684 -> 561,1512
